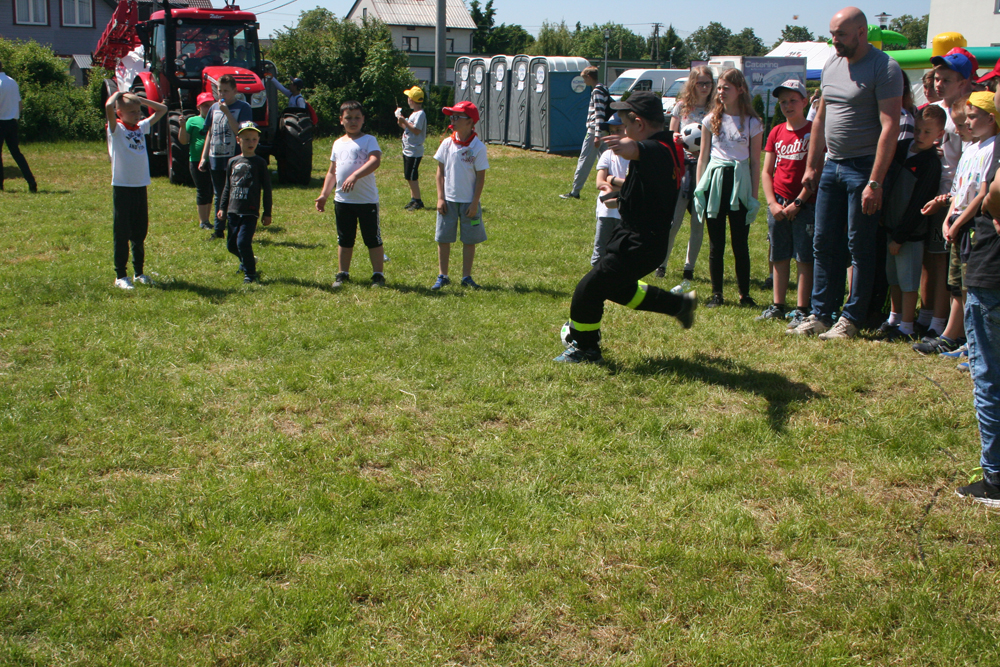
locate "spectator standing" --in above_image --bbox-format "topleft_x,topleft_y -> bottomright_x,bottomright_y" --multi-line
0,59 -> 38,193
560,67 -> 609,200
790,6 -> 903,339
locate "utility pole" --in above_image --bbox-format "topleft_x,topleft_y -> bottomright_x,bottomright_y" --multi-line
651,23 -> 661,65
435,0 -> 447,85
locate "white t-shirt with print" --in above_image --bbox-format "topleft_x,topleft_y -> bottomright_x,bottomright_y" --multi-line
331,133 -> 381,204
107,117 -> 152,187
595,149 -> 629,219
705,112 -> 763,162
433,134 -> 489,203
951,136 -> 996,216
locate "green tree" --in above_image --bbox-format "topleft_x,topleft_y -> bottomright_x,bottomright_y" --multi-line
772,25 -> 816,49
469,1 -> 534,54
531,20 -> 574,56
267,10 -> 415,135
469,0 -> 495,53
886,14 -> 929,50
652,25 -> 691,68
726,27 -> 766,56
572,23 -> 646,60
686,22 -> 733,58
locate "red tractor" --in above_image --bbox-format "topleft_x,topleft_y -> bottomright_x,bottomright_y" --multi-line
94,0 -> 313,185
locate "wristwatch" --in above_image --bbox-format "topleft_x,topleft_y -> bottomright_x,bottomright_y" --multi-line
793,198 -> 803,207
867,180 -> 881,190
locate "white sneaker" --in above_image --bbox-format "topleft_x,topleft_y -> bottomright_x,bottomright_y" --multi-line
670,279 -> 693,295
134,274 -> 153,285
114,277 -> 134,290
786,314 -> 829,336
818,316 -> 858,340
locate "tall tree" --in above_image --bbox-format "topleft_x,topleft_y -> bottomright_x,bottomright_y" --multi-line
772,25 -> 816,49
886,14 -> 929,50
531,20 -> 573,56
686,22 -> 732,59
652,25 -> 691,68
572,23 -> 646,61
469,0 -> 496,53
726,27 -> 766,56
469,0 -> 534,54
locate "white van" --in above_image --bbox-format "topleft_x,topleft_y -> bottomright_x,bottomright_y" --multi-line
608,69 -> 689,113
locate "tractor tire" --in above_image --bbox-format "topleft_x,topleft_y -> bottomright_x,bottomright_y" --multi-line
276,110 -> 313,186
168,111 -> 194,187
132,82 -> 168,178
100,79 -> 118,110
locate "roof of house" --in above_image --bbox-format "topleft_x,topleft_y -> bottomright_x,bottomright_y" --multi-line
347,0 -> 476,30
71,54 -> 93,69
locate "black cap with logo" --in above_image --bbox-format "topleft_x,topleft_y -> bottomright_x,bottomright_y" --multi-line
610,91 -> 664,124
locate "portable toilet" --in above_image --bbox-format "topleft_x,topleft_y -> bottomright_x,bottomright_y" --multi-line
506,54 -> 532,148
486,55 -> 513,145
469,57 -> 489,130
527,56 -> 592,153
453,56 -> 472,104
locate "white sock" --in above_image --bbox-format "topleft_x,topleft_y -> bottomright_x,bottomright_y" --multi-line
917,309 -> 933,326
373,271 -> 384,277
887,311 -> 901,326
898,321 -> 915,335
931,317 -> 948,334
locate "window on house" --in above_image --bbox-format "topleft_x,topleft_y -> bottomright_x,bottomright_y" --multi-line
447,39 -> 454,53
15,0 -> 48,25
402,36 -> 418,51
62,0 -> 92,26
362,7 -> 366,17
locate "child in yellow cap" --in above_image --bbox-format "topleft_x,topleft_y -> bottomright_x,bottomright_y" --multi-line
396,86 -> 427,210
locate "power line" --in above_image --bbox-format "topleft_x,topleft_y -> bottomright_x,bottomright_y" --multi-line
255,0 -> 300,15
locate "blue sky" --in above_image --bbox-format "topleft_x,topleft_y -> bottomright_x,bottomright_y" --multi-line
251,0 -> 931,44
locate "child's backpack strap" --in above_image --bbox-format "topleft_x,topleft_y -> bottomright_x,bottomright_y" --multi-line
657,134 -> 685,190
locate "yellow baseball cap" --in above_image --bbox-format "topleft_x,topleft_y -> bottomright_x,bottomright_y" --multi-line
968,91 -> 1000,129
403,86 -> 425,103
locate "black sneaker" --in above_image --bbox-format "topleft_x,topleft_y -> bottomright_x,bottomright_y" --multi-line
881,328 -> 918,343
912,335 -> 960,356
756,304 -> 785,321
956,478 -> 1000,507
244,275 -> 257,284
28,183 -> 38,193
404,200 -> 416,210
739,295 -> 758,308
705,293 -> 724,308
371,273 -> 386,287
559,192 -> 580,200
920,330 -> 941,343
654,266 -> 666,278
875,320 -> 897,339
411,200 -> 425,210
208,232 -> 225,240
676,290 -> 698,329
762,275 -> 774,290
554,343 -> 603,363
333,271 -> 350,288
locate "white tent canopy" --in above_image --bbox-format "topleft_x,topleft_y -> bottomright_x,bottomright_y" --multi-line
766,41 -> 835,80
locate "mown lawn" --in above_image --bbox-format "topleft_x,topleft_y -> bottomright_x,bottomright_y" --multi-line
1,136 -> 997,666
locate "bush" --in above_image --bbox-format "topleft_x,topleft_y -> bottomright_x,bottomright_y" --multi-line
266,9 -> 416,136
0,38 -> 105,141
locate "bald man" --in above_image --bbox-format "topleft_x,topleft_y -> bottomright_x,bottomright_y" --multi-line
790,7 -> 903,340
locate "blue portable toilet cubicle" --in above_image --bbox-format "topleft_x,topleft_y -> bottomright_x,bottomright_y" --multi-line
468,57 -> 489,132
453,56 -> 472,104
506,54 -> 531,148
486,55 -> 512,145
528,56 -> 592,153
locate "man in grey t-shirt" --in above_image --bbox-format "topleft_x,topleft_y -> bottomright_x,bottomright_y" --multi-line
790,6 -> 903,340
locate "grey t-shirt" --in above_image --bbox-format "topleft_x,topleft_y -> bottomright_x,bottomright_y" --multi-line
821,47 -> 903,160
402,109 -> 427,158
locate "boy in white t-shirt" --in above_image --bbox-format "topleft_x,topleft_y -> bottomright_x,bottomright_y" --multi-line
396,86 -> 427,210
592,112 -> 628,265
431,101 -> 489,290
316,101 -> 385,288
104,91 -> 167,290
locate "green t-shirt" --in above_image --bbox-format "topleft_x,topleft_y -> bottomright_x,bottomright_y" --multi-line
185,115 -> 208,162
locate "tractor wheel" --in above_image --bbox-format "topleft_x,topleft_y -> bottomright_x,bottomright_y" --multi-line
132,82 -> 168,177
276,110 -> 313,186
100,79 -> 118,110
168,111 -> 194,186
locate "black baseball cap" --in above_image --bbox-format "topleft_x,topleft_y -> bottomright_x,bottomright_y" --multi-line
610,91 -> 664,124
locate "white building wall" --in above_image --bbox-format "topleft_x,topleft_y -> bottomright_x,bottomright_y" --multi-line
928,0 -> 1000,47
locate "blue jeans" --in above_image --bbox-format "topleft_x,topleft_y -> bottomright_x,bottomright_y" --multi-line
965,286 -> 1000,484
210,168 -> 228,236
811,156 -> 879,325
227,213 -> 258,278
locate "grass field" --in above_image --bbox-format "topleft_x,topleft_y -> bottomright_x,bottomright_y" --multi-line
1,135 -> 998,666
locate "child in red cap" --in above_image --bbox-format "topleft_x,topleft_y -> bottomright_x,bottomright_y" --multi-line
430,101 -> 489,290
180,91 -> 217,230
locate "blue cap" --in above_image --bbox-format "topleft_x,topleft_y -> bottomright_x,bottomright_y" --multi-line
607,112 -> 624,126
291,77 -> 305,89
931,53 -> 973,80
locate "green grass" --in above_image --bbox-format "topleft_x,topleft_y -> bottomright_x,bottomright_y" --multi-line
1,136 -> 997,666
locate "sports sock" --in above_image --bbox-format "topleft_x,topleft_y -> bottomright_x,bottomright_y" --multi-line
917,309 -> 933,327
682,269 -> 694,280
898,321 -> 915,335
887,311 -> 901,326
930,317 -> 948,334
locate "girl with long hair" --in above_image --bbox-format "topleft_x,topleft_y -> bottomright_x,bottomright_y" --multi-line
693,68 -> 763,307
657,67 -> 716,293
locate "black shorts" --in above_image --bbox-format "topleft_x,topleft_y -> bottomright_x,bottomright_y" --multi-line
335,201 -> 383,249
403,155 -> 422,182
190,161 -> 213,205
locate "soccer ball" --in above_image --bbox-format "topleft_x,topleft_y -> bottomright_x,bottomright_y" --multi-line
680,123 -> 702,154
560,321 -> 600,348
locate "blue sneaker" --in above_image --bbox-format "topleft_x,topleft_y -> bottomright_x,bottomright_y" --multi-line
957,361 -> 970,373
461,275 -> 481,289
431,274 -> 451,290
554,343 -> 603,364
941,343 -> 969,359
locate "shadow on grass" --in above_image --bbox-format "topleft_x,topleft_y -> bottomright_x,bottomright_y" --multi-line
267,276 -> 337,293
255,238 -> 326,250
381,281 -> 570,298
156,279 -> 238,302
627,352 -> 822,433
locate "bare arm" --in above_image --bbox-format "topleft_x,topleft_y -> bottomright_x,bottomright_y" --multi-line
669,108 -> 681,134
596,167 -> 614,194
749,131 -> 762,200
697,131 -> 712,183
179,118 -> 190,145
315,161 -> 336,212
603,134 -> 640,161
144,98 -> 168,125
801,98 -> 826,191
436,163 -> 447,214
105,91 -> 122,130
199,123 -> 212,169
985,167 -> 1000,220
218,101 -> 241,136
397,116 -> 423,135
466,170 -> 486,218
761,151 -> 782,220
862,95 -> 902,215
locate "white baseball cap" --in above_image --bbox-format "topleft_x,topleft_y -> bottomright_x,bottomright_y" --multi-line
772,79 -> 807,98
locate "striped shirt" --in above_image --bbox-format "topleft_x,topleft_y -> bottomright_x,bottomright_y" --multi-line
588,84 -> 610,135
